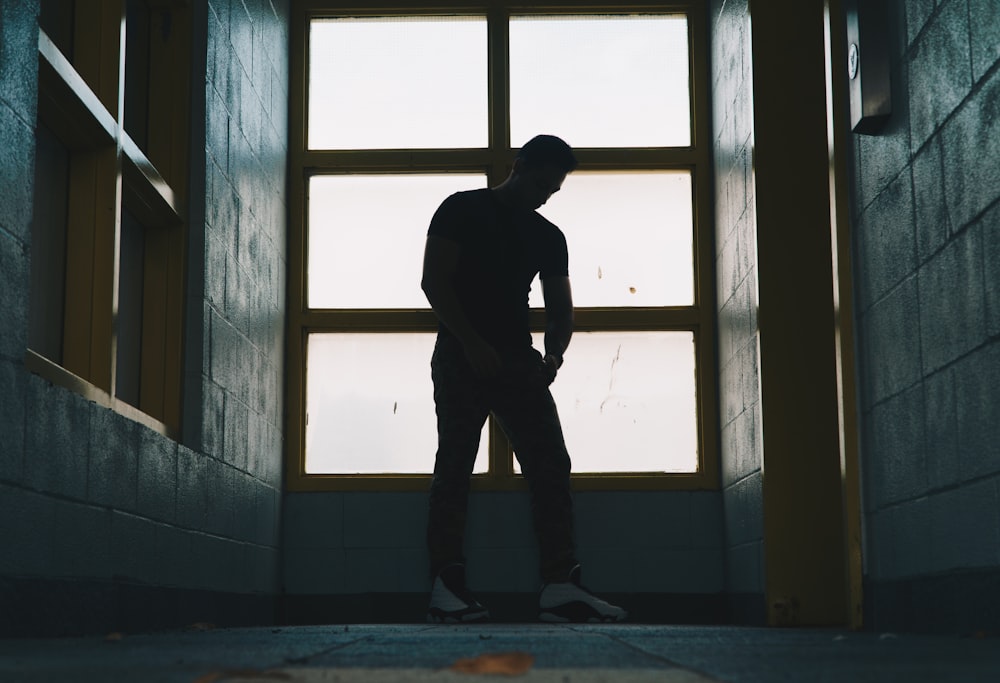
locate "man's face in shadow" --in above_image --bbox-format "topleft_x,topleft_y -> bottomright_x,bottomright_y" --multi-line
508,161 -> 567,211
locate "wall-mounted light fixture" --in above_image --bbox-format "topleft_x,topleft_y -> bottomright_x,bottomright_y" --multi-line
845,0 -> 891,134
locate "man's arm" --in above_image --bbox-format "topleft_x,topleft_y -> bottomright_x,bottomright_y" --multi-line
421,235 -> 502,377
541,275 -> 573,380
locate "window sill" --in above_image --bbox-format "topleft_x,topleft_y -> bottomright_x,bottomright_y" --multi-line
284,470 -> 717,492
23,348 -> 177,440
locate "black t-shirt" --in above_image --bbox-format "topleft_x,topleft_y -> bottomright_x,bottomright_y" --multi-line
427,188 -> 568,354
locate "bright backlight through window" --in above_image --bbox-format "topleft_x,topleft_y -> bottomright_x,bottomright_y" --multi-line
309,16 -> 488,149
308,174 -> 486,308
532,172 -> 694,308
518,331 -> 699,473
306,332 -> 489,474
510,15 -> 690,147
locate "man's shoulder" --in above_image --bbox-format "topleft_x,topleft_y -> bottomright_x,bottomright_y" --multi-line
441,188 -> 491,208
431,188 -> 490,225
531,211 -> 560,231
528,211 -> 565,243
429,189 -> 494,239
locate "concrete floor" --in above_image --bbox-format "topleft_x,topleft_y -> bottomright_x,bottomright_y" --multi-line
1,624 -> 999,683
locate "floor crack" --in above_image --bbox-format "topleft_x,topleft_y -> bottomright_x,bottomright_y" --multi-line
569,627 -> 725,682
280,635 -> 374,665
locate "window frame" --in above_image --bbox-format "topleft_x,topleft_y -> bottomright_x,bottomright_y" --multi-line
28,0 -> 191,436
286,0 -> 717,491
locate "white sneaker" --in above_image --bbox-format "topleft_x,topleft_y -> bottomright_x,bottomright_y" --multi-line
427,564 -> 490,624
538,565 -> 627,623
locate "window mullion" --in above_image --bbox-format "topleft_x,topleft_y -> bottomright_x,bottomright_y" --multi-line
301,309 -> 440,331
487,7 -> 510,477
534,307 -> 703,331
487,5 -> 510,178
108,0 -> 127,408
301,149 -> 496,172
490,415 -> 514,481
571,148 -> 701,169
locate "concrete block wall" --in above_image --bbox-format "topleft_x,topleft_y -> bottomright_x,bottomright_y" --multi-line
709,0 -> 765,607
201,0 -> 290,582
851,0 -> 1000,630
0,0 -> 289,635
282,490 -> 725,611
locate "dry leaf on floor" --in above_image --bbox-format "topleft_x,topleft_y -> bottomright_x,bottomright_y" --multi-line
449,651 -> 535,676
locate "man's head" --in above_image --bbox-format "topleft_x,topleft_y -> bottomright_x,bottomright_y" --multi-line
502,135 -> 577,211
516,134 -> 578,175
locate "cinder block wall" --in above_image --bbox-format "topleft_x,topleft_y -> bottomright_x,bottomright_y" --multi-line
0,0 -> 290,636
194,0 -> 290,613
709,0 -> 764,621
282,490 -> 724,622
851,0 -> 1000,632
200,0 -> 290,595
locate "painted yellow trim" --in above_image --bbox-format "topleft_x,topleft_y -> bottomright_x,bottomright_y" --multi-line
134,1 -> 191,432
286,1 -> 311,493
750,0 -> 849,627
34,1 -> 190,434
147,1 -> 192,202
139,224 -> 170,419
296,308 -> 705,331
71,0 -> 124,118
825,0 -> 864,630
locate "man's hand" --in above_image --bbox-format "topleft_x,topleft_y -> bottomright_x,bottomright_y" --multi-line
540,354 -> 561,385
464,338 -> 503,378
541,276 -> 572,384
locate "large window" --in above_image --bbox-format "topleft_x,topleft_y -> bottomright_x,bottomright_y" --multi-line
28,0 -> 190,434
288,1 -> 716,490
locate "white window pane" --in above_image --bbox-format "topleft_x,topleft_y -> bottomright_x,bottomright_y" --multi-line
308,174 -> 485,309
530,172 -> 694,308
517,331 -> 699,473
510,15 -> 690,148
309,17 -> 488,149
306,333 -> 488,474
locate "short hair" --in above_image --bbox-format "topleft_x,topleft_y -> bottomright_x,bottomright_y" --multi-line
515,135 -> 578,173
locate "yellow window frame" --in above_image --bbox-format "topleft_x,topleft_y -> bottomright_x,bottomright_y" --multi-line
28,0 -> 191,436
286,0 -> 718,492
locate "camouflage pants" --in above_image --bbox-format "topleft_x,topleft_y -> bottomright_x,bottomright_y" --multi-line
427,335 -> 577,583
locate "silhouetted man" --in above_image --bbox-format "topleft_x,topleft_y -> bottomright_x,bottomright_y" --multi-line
421,134 -> 627,623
